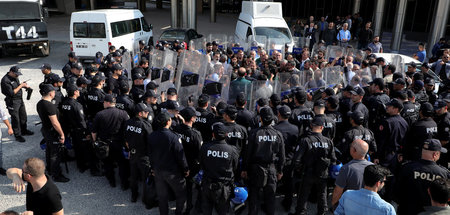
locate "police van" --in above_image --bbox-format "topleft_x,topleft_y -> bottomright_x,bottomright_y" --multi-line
70,9 -> 153,61
0,0 -> 50,56
234,1 -> 294,52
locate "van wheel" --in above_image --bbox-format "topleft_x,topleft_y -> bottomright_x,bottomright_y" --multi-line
36,42 -> 50,57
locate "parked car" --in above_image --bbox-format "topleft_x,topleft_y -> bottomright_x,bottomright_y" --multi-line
158,28 -> 202,48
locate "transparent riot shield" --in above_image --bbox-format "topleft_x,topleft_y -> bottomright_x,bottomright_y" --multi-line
121,50 -> 133,80
159,50 -> 178,93
344,47 -> 355,58
311,43 -> 327,58
359,67 -> 373,83
353,49 -> 367,65
268,38 -> 286,59
247,35 -> 268,53
229,77 -> 252,106
304,69 -> 326,90
189,37 -> 207,53
249,80 -> 276,112
324,66 -> 344,88
325,46 -> 345,62
392,54 -> 405,77
175,51 -> 208,107
275,72 -> 303,98
208,34 -> 228,50
203,62 -> 232,105
227,35 -> 238,49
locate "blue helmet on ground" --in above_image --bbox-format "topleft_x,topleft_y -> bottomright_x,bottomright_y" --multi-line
329,162 -> 343,179
194,170 -> 203,185
231,187 -> 248,204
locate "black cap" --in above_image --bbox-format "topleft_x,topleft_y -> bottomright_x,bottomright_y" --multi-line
259,107 -> 274,123
68,52 -> 76,58
9,66 -> 22,75
66,84 -> 79,94
311,116 -> 325,126
348,111 -> 365,125
376,57 -> 385,63
343,85 -> 354,92
104,94 -> 115,103
295,90 -> 307,103
135,103 -> 152,113
216,101 -> 228,115
156,112 -> 171,126
224,105 -> 238,117
323,87 -> 335,96
424,78 -> 435,86
386,98 -> 404,110
236,93 -> 246,104
85,65 -> 98,74
257,98 -> 269,107
414,80 -> 425,90
420,102 -> 434,116
40,63 -> 52,70
212,41 -> 218,46
147,81 -> 159,90
422,62 -> 430,69
369,78 -> 385,90
71,62 -> 83,70
40,84 -> 56,95
198,94 -> 210,104
132,72 -> 144,80
350,86 -> 365,96
112,51 -> 122,57
363,47 -> 372,52
314,100 -> 325,108
434,100 -> 447,110
325,96 -> 339,108
277,105 -> 292,118
394,78 -> 406,85
77,76 -> 92,85
49,73 -> 65,83
167,88 -> 177,95
112,64 -> 123,71
408,62 -> 416,68
180,107 -> 201,121
166,100 -> 182,111
142,90 -> 159,99
270,94 -> 281,104
212,122 -> 227,140
423,139 -> 447,153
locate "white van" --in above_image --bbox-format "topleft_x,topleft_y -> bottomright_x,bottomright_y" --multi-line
234,1 -> 294,52
70,9 -> 153,60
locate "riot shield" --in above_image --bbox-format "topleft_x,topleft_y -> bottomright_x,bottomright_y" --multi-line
304,69 -> 326,90
121,50 -> 133,80
344,47 -> 355,58
203,62 -> 232,105
311,43 -> 327,58
325,46 -> 345,62
208,34 -> 228,50
353,49 -> 367,65
249,80 -> 277,112
247,35 -> 268,52
275,72 -> 303,98
323,66 -> 344,88
268,38 -> 285,59
175,51 -> 208,106
228,77 -> 252,106
189,37 -> 207,53
392,55 -> 405,77
359,67 -> 373,83
159,50 -> 177,93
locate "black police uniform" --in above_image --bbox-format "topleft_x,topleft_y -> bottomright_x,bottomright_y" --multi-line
173,123 -> 203,212
53,87 -> 64,109
130,85 -> 146,103
401,100 -> 419,126
415,90 -> 429,104
193,108 -> 215,142
116,94 -> 135,117
436,112 -> 450,169
289,105 -> 314,136
200,139 -> 239,215
148,127 -> 189,215
375,114 -> 408,170
85,88 -> 106,122
92,107 -> 129,187
223,121 -> 248,154
338,125 -> 377,163
63,73 -> 80,89
105,76 -> 121,96
124,116 -> 153,199
326,110 -> 344,141
351,102 -> 369,128
426,90 -> 438,105
338,96 -> 352,132
60,97 -> 90,171
235,106 -> 254,130
314,114 -> 336,140
62,61 -> 74,78
293,131 -> 336,215
243,125 -> 285,215
1,73 -> 28,137
396,159 -> 450,215
404,118 -> 438,161
366,92 -> 390,131
274,120 -> 299,209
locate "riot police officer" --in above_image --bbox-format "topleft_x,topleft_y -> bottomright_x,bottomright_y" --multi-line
116,81 -> 135,117
200,122 -> 239,215
338,111 -> 377,163
60,84 -> 90,173
40,63 -> 53,85
85,74 -> 106,123
148,112 -> 189,215
173,107 -> 203,214
313,100 -> 336,140
124,103 -> 153,202
235,93 -> 254,131
289,89 -> 314,136
193,94 -> 215,142
366,78 -> 390,131
241,107 -> 285,215
91,94 -> 130,189
64,62 -> 84,89
62,52 -> 77,78
1,66 -> 33,142
130,72 -> 146,103
291,116 -> 336,215
396,139 -> 450,215
104,64 -> 124,96
325,96 -> 344,141
398,90 -> 419,126
48,73 -> 65,108
274,105 -> 299,211
404,102 -> 438,161
222,105 -> 248,154
141,90 -> 160,119
434,100 -> 450,169
350,86 -> 369,128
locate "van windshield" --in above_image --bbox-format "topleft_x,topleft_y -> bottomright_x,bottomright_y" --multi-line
254,27 -> 291,44
0,2 -> 41,21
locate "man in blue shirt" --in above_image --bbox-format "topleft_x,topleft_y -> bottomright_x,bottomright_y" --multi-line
414,42 -> 427,63
337,23 -> 351,47
334,165 -> 395,215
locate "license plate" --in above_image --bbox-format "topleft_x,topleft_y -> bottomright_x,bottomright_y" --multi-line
76,45 -> 88,48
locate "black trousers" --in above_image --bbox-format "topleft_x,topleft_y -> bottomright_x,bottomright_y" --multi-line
42,130 -> 62,177
295,175 -> 328,215
70,129 -> 90,169
103,141 -> 129,186
282,164 -> 295,206
201,180 -> 231,215
248,166 -> 277,215
154,170 -> 187,215
129,157 -> 146,196
6,98 -> 27,136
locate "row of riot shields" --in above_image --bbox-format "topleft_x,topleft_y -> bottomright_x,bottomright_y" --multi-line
150,49 -> 178,93
228,79 -> 281,111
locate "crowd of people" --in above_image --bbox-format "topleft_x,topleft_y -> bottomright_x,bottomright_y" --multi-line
1,14 -> 450,215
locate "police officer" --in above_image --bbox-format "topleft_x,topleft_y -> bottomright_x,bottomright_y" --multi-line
249,98 -> 271,129
62,52 -> 78,78
160,88 -> 178,110
124,103 -> 153,202
289,90 -> 314,136
404,102 -> 438,161
274,105 -> 299,211
313,100 -> 336,140
193,94 -> 215,142
424,78 -> 438,105
398,90 -> 419,126
141,90 -> 160,119
339,85 -> 353,132
91,94 -> 130,188
200,122 -> 239,215
413,80 -> 429,105
48,73 -> 65,108
1,66 -> 33,142
241,107 -> 285,215
64,62 -> 84,89
116,81 -> 135,117
173,107 -> 203,214
40,63 -> 53,86
350,86 -> 369,128
104,64 -> 124,96
222,105 -> 248,154
130,72 -> 146,103
235,93 -> 254,131
325,96 -> 344,141
291,116 -> 336,215
60,84 -> 90,173
76,76 -> 91,111
366,78 -> 390,131
396,139 -> 450,215
36,84 -> 69,182
85,74 -> 106,123
338,111 -> 376,163
148,112 -> 189,215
